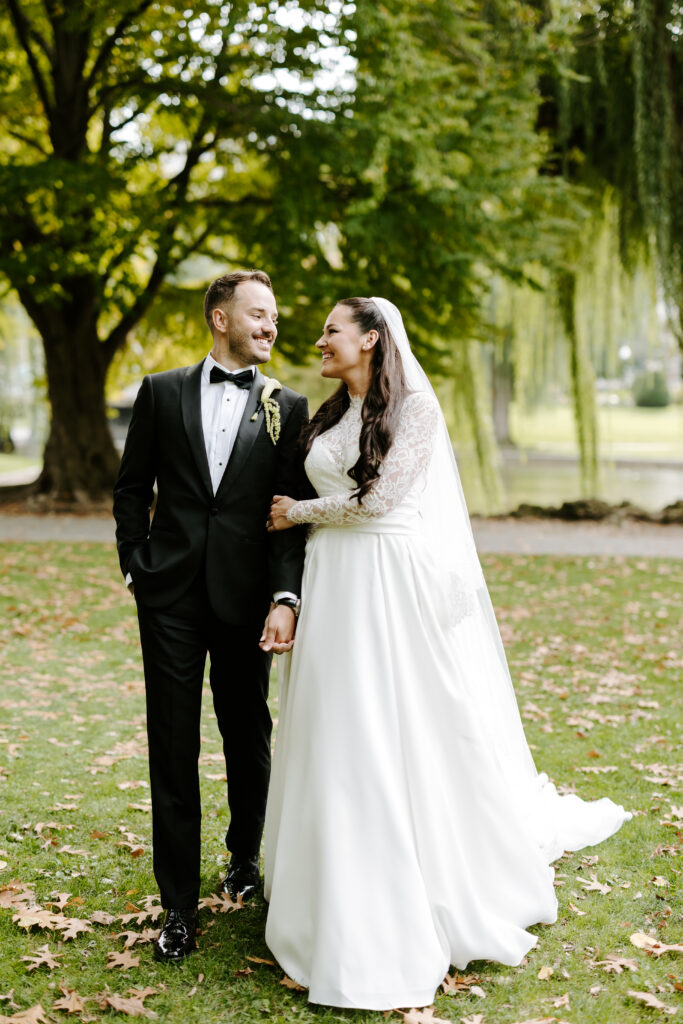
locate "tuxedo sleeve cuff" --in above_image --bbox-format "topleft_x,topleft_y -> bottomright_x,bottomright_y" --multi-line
273,590 -> 298,604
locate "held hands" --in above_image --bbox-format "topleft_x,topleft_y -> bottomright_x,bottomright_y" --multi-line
267,495 -> 297,532
259,603 -> 296,654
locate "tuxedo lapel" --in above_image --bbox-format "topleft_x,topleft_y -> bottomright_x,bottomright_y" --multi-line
181,360 -> 213,498
215,369 -> 264,499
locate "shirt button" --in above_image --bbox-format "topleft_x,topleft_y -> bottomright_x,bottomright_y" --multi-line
210,506 -> 219,516
218,462 -> 222,466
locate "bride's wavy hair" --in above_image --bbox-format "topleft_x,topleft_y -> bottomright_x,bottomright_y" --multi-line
300,297 -> 407,503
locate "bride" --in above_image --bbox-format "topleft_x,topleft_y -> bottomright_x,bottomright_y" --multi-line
263,296 -> 631,1011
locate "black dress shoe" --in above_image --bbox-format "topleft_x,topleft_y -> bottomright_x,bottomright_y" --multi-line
153,907 -> 197,962
220,854 -> 261,902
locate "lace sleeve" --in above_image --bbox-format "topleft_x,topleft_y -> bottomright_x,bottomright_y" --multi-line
287,391 -> 440,525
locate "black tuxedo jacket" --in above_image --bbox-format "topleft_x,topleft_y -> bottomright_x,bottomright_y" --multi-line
113,360 -> 309,624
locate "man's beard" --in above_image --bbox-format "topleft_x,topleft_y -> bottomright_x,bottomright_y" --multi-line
228,324 -> 271,365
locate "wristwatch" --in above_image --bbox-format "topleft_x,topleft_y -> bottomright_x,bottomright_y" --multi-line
274,596 -> 301,618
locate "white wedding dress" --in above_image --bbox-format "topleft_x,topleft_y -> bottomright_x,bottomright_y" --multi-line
263,390 -> 631,1011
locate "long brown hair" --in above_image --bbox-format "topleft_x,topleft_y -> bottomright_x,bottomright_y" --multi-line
300,297 -> 407,503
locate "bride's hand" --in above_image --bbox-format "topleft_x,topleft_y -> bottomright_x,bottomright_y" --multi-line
268,495 -> 297,531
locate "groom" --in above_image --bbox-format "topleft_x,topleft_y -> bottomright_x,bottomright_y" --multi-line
113,270 -> 308,962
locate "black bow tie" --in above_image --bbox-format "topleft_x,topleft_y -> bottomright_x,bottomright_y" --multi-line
209,366 -> 254,389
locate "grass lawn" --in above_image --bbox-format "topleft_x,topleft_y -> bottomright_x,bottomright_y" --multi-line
0,454 -> 40,475
509,404 -> 683,460
0,543 -> 681,1024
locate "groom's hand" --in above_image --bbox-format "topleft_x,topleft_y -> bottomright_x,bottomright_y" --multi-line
259,604 -> 296,654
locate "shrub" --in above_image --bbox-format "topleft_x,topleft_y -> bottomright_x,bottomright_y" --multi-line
632,370 -> 670,407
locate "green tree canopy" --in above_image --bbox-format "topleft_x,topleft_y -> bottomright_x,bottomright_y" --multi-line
0,0 -> 343,499
1,0 -> 586,503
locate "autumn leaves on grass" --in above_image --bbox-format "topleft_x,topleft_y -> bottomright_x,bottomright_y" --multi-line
0,882 -> 243,1020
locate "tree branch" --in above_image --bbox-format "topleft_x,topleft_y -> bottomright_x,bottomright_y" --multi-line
85,0 -> 155,92
6,129 -> 50,156
102,254 -> 170,359
6,0 -> 54,117
102,220 -> 215,361
29,23 -> 54,62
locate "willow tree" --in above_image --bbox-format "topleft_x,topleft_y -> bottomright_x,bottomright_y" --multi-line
0,0 -> 340,502
632,0 -> 683,349
531,0 -> 683,490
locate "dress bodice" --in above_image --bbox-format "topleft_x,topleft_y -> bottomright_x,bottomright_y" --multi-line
288,392 -> 441,531
304,395 -> 363,499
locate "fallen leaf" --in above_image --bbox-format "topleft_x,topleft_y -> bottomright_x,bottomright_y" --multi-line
579,872 -> 612,895
20,944 -> 61,972
652,876 -> 669,887
509,1019 -> 570,1024
469,985 -> 486,998
568,902 -> 586,916
630,932 -> 683,957
246,955 -> 275,966
115,929 -> 158,949
537,965 -> 554,980
399,1009 -> 453,1024
12,909 -> 62,931
107,950 -> 140,971
552,994 -> 569,1008
594,953 -> 640,973
187,974 -> 204,998
91,910 -> 116,925
51,985 -> 87,1014
95,989 -> 157,1018
279,975 -> 306,991
441,973 -> 481,994
116,841 -> 145,858
235,967 -> 253,977
0,1006 -> 48,1024
57,918 -> 93,941
627,990 -> 677,1015
460,1016 -> 485,1024
44,893 -> 71,910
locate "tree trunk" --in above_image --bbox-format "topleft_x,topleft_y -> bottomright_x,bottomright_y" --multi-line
558,271 -> 600,496
491,360 -> 515,447
35,320 -> 120,504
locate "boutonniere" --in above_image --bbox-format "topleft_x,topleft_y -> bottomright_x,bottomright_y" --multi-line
251,375 -> 282,444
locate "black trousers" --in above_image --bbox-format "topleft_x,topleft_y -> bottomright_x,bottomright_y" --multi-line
136,573 -> 273,908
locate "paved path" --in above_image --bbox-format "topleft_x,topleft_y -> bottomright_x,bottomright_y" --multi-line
471,516 -> 683,558
1,512 -> 682,557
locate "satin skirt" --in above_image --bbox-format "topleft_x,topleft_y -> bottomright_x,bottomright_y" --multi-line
263,522 -> 631,1010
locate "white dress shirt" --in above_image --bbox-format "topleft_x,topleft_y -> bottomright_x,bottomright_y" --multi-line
201,352 -> 254,494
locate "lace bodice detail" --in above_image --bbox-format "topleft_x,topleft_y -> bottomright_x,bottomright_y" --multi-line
287,391 -> 440,526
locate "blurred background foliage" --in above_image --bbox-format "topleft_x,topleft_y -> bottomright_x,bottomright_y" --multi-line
0,0 -> 681,506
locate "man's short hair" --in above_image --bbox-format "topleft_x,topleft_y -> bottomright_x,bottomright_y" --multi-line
203,270 -> 273,330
